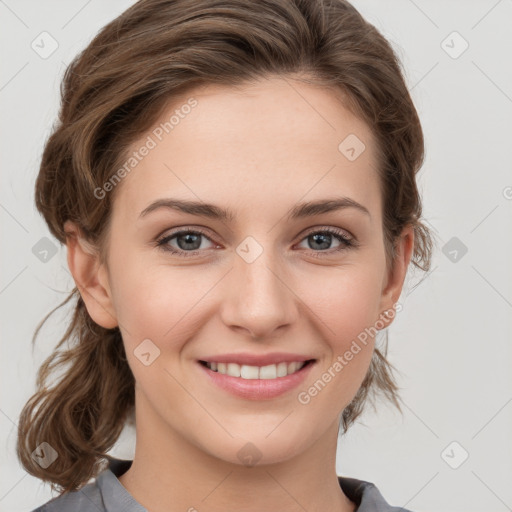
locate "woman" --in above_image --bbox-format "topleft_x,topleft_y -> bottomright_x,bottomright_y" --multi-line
18,0 -> 434,510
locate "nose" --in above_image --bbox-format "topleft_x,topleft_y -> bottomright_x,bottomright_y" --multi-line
219,240 -> 298,339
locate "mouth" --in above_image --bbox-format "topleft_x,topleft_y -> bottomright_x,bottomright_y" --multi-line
199,359 -> 315,379
197,358 -> 316,400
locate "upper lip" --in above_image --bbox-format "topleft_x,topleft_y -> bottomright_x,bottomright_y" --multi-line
199,352 -> 315,366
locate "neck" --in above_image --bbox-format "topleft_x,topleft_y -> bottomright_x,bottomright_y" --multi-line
118,394 -> 356,512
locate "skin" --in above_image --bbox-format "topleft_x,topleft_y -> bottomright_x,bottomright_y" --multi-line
64,75 -> 413,512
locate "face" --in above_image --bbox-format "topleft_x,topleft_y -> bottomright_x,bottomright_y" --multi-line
66,76 -> 412,466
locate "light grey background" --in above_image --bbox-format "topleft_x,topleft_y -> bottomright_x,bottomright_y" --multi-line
1,1 -> 511,511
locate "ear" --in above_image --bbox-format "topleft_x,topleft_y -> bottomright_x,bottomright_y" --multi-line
63,220 -> 118,329
377,224 -> 414,329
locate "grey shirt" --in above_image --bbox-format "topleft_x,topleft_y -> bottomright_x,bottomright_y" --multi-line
32,457 -> 414,511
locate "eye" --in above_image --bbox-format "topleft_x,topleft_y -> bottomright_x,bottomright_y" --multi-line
155,226 -> 357,258
155,228 -> 216,257
295,227 -> 356,255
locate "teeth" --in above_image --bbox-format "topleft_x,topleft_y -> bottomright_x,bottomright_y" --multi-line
259,364 -> 277,379
288,362 -> 299,374
277,362 -> 288,377
205,361 -> 308,379
227,363 -> 241,378
241,365 -> 259,379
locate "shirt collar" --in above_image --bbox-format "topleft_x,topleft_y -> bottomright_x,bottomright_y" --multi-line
98,456 -> 403,512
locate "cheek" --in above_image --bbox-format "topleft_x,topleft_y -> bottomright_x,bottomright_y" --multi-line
297,263 -> 384,348
109,263 -> 211,401
107,249 -> 207,344
296,264 -> 383,393
291,269 -> 381,424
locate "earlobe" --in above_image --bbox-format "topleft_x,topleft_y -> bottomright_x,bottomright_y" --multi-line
377,225 -> 415,329
63,220 -> 118,329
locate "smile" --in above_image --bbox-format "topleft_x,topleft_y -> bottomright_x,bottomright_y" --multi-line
200,360 -> 313,379
198,358 -> 316,400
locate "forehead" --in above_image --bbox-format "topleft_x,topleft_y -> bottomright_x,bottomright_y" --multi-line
112,77 -> 381,223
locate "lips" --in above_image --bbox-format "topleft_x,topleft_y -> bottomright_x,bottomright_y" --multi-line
197,352 -> 316,400
199,352 -> 313,366
200,360 -> 312,379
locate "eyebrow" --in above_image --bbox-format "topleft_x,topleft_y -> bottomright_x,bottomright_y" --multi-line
138,197 -> 371,222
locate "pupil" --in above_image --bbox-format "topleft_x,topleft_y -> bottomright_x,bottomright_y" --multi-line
311,233 -> 330,250
179,233 -> 200,250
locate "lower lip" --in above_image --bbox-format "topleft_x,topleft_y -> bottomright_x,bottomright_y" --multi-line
198,361 -> 315,400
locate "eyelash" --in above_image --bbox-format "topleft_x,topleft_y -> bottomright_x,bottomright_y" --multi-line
155,226 -> 358,258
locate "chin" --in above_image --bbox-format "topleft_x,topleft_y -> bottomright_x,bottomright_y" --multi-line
196,427 -> 316,468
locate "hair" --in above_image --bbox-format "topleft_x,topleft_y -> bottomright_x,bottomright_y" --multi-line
17,0 -> 436,496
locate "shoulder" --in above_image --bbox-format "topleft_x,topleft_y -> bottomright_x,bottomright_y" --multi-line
30,458 -> 141,512
338,476 -> 416,512
29,479 -> 105,512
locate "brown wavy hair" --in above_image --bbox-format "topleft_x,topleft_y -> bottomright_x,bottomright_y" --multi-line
17,0 -> 436,495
